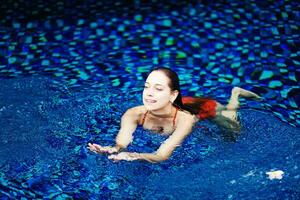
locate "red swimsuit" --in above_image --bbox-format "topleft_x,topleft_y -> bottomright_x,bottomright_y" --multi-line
182,97 -> 217,120
141,107 -> 179,128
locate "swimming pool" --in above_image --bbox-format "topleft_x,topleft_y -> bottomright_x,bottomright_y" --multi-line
0,0 -> 299,199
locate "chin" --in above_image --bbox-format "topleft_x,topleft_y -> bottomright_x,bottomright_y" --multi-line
143,103 -> 161,111
144,105 -> 155,110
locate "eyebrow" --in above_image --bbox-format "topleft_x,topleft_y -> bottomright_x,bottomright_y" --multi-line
145,82 -> 165,87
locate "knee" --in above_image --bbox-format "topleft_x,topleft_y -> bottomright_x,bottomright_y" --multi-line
231,87 -> 240,95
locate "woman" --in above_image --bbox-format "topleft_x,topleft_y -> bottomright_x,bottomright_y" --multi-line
88,67 -> 260,163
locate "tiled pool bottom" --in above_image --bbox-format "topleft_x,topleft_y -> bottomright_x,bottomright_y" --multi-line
0,77 -> 299,199
1,0 -> 299,127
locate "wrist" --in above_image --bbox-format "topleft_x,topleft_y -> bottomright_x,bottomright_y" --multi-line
130,152 -> 140,160
114,145 -> 123,152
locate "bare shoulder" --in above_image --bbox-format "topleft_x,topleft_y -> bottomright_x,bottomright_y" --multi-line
176,109 -> 196,126
169,109 -> 195,138
125,105 -> 147,115
123,105 -> 147,122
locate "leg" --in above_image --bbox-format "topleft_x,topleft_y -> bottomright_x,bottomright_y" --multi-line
226,87 -> 261,110
213,87 -> 260,132
213,105 -> 241,132
220,87 -> 242,123
212,113 -> 240,142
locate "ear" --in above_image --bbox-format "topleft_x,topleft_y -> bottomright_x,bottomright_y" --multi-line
170,90 -> 179,103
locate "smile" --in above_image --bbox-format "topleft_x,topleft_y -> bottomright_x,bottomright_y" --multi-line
145,99 -> 157,103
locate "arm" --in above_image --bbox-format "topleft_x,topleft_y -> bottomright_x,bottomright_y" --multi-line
88,107 -> 140,154
115,107 -> 139,150
108,114 -> 195,163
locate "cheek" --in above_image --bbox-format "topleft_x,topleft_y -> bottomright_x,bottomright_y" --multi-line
142,91 -> 146,103
142,90 -> 146,97
157,92 -> 171,103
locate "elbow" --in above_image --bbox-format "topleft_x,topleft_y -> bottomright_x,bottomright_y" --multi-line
155,153 -> 171,163
137,152 -> 170,163
115,137 -> 132,150
159,154 -> 170,161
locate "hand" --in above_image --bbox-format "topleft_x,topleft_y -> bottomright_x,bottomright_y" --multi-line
87,143 -> 118,154
108,152 -> 139,162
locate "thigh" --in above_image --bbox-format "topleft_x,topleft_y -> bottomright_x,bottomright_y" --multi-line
212,104 -> 241,132
215,102 -> 238,121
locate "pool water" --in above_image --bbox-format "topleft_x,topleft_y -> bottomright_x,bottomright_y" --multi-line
0,76 -> 299,199
0,0 -> 299,199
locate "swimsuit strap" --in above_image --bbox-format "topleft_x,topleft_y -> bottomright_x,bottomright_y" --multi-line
173,107 -> 178,128
141,107 -> 178,128
141,110 -> 149,126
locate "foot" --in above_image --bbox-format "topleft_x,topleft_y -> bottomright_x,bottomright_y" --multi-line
233,87 -> 261,100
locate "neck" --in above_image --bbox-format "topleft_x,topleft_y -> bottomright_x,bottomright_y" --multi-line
149,103 -> 174,118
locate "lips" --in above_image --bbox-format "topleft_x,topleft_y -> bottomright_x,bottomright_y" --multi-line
145,99 -> 157,103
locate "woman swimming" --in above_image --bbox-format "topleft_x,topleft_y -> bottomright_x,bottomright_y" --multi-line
87,67 -> 261,163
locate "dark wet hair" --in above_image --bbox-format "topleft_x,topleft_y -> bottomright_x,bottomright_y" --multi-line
150,67 -> 184,109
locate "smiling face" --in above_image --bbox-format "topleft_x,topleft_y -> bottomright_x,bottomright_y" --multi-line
143,70 -> 178,111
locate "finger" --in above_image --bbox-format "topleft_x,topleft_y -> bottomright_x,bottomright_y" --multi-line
93,144 -> 102,148
94,145 -> 104,152
88,143 -> 98,150
99,146 -> 114,153
108,155 -> 119,162
108,154 -> 117,159
108,148 -> 117,154
89,143 -> 100,148
110,154 -> 123,160
87,146 -> 96,151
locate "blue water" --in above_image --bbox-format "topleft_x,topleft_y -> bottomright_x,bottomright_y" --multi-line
0,0 -> 299,199
0,76 -> 299,199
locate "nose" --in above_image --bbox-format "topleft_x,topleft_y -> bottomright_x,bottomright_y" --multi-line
144,87 -> 154,97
